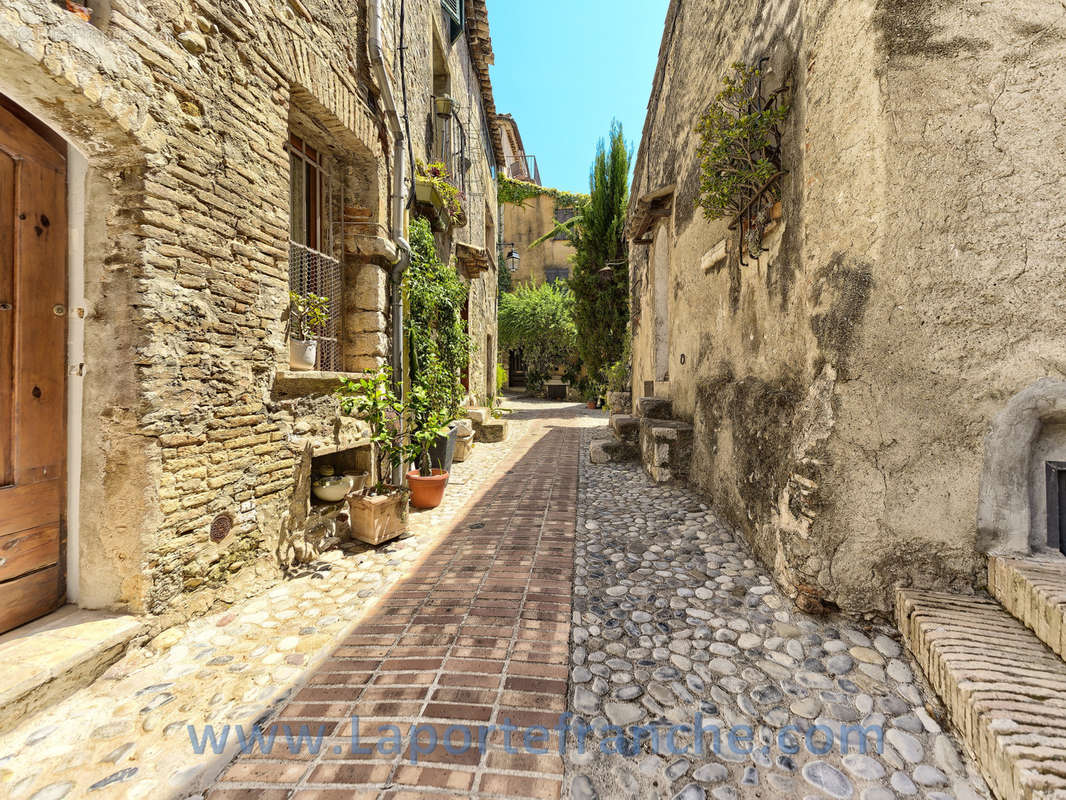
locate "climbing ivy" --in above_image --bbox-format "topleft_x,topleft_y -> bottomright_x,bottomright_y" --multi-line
405,216 -> 470,421
497,174 -> 588,211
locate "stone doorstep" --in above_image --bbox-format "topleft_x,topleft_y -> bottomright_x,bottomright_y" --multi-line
989,555 -> 1066,662
896,588 -> 1066,800
0,606 -> 144,734
473,417 -> 508,444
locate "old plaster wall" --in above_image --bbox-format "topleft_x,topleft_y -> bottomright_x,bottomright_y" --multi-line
0,0 -> 473,625
502,194 -> 575,287
630,0 -> 1066,613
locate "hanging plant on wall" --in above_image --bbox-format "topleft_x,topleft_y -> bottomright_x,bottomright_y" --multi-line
696,61 -> 790,260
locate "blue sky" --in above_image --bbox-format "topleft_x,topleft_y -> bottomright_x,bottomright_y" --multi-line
485,0 -> 670,194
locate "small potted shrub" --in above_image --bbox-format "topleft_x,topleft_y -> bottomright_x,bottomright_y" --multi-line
405,383 -> 452,509
336,369 -> 409,544
289,291 -> 329,371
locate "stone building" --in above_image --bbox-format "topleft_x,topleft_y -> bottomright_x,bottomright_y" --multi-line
0,0 -> 500,634
627,0 -> 1066,616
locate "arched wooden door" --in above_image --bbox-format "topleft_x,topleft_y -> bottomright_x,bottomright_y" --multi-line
0,102 -> 67,634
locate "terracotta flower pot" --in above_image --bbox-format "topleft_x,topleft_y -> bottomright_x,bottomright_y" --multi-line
407,468 -> 449,509
586,401 -> 596,409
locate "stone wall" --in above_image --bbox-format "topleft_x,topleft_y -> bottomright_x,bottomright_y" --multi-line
629,0 -> 1066,614
0,0 -> 499,624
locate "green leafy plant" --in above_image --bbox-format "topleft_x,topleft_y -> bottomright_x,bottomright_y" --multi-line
405,216 -> 471,415
336,368 -> 405,495
498,281 -> 577,395
497,175 -> 588,210
496,363 -> 507,394
416,161 -> 466,227
405,378 -> 452,476
605,332 -> 632,393
695,62 -> 789,245
289,291 -> 329,341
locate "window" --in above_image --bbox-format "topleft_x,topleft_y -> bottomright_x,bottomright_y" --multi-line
288,133 -> 342,371
441,0 -> 464,42
544,268 -> 569,285
554,207 -> 576,240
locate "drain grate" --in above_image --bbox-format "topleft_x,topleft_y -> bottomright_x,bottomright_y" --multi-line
210,513 -> 233,543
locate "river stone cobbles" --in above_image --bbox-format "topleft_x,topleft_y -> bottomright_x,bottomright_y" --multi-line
566,428 -> 993,800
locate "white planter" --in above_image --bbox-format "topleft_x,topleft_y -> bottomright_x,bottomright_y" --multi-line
289,338 -> 317,371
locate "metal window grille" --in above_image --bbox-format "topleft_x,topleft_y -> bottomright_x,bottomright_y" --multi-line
288,134 -> 343,372
289,242 -> 343,371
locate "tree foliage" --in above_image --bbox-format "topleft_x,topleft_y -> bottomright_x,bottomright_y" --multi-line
498,282 -> 576,393
565,120 -> 631,381
405,216 -> 470,420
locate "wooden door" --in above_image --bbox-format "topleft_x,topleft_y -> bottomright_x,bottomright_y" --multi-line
0,103 -> 67,634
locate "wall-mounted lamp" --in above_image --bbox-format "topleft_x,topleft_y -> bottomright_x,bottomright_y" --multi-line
503,242 -> 520,273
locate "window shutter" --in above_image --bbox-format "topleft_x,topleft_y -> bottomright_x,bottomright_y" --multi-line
441,0 -> 463,41
441,0 -> 462,25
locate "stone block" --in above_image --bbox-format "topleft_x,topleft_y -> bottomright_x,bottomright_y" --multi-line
988,556 -> 1066,660
638,418 -> 693,483
351,264 -> 388,311
345,310 -> 386,334
473,418 -> 508,443
349,331 -> 388,358
606,391 -> 632,414
589,432 -> 638,464
610,413 -> 639,443
637,396 -> 672,419
465,407 -> 489,425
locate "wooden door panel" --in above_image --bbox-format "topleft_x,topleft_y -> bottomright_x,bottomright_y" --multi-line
13,154 -> 66,488
0,100 -> 66,634
0,480 -> 60,537
0,564 -> 61,633
0,150 -> 12,488
0,524 -> 58,583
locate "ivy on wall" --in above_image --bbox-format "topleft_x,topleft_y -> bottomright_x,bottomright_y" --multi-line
405,216 -> 471,420
497,174 -> 588,211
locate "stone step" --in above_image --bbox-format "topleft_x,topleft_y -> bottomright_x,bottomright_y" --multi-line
609,413 -> 639,444
638,418 -> 693,483
589,431 -> 638,464
472,416 -> 508,443
896,588 -> 1066,800
989,555 -> 1066,662
637,396 -> 672,419
0,606 -> 144,734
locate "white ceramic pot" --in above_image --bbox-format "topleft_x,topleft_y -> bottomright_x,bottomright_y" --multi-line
289,338 -> 317,371
312,475 -> 353,502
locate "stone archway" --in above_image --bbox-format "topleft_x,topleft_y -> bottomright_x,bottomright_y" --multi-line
977,378 -> 1066,556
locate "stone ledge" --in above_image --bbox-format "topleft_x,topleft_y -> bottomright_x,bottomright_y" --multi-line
273,370 -> 369,398
0,606 -> 143,734
989,555 -> 1066,661
896,588 -> 1066,800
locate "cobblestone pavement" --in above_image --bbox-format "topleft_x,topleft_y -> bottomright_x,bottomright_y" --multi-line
567,429 -> 993,800
0,400 -> 600,800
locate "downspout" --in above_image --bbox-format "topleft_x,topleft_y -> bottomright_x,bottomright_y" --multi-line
369,0 -> 411,485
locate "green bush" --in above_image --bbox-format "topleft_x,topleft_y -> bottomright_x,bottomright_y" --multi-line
498,282 -> 577,395
496,363 -> 507,393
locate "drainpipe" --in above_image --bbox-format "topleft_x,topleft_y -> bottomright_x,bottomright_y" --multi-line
370,0 -> 411,485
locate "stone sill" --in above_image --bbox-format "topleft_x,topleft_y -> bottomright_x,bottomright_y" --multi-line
274,370 -> 369,398
312,438 -> 371,457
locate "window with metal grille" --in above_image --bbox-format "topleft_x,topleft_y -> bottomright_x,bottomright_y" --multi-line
288,133 -> 343,372
544,267 -> 570,285
554,207 -> 576,240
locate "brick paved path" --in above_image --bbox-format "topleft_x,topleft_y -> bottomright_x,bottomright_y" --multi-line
209,420 -> 581,800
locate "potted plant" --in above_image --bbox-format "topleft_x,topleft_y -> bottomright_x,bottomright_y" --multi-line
336,369 -> 409,544
405,383 -> 452,509
289,291 -> 329,371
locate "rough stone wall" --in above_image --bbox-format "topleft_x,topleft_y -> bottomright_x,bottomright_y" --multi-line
392,0 -> 500,405
0,0 -> 499,623
629,0 -> 1066,614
